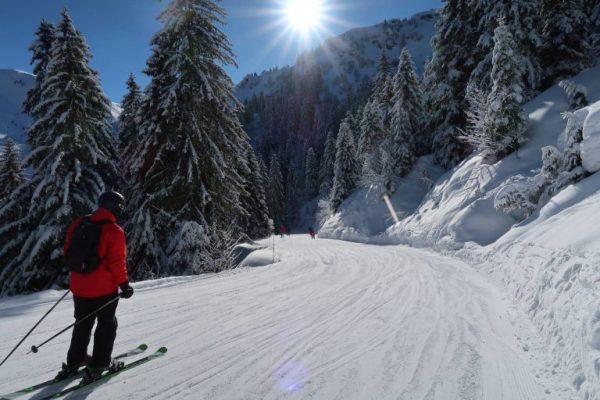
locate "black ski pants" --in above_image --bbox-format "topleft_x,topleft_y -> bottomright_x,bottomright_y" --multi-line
67,293 -> 119,369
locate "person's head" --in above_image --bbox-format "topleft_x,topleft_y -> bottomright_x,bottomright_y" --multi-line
98,191 -> 125,219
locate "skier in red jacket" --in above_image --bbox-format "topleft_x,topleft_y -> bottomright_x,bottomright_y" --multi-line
56,191 -> 133,383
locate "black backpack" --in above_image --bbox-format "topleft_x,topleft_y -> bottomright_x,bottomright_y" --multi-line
65,216 -> 112,274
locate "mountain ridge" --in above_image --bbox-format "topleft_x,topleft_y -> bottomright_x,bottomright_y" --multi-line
235,9 -> 438,103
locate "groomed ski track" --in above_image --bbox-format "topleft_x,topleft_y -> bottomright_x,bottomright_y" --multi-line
0,236 -> 573,399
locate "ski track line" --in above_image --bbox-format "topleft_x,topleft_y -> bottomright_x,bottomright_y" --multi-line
0,236 -> 575,399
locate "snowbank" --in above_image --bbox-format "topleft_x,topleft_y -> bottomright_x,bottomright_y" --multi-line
319,156 -> 445,242
582,100 -> 600,173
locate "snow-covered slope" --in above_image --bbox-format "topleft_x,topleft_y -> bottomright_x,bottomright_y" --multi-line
235,10 -> 437,103
0,69 -> 34,148
386,66 -> 600,249
0,237 -> 575,399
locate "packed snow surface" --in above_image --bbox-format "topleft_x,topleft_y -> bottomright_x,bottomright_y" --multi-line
0,236 -> 574,399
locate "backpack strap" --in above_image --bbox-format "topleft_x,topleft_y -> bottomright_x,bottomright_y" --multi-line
94,219 -> 117,267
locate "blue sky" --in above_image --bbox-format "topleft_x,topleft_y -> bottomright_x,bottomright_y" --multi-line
0,0 -> 442,101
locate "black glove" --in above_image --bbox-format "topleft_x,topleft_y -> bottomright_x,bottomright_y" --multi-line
119,282 -> 134,299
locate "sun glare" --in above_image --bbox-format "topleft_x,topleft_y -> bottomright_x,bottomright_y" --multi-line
285,0 -> 323,33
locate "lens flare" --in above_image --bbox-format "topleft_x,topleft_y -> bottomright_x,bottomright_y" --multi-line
285,0 -> 324,33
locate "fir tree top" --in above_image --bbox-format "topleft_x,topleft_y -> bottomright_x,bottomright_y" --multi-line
23,19 -> 55,118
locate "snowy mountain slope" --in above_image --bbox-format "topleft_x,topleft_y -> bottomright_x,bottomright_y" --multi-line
320,156 -> 446,241
319,66 -> 600,247
317,65 -> 600,399
0,69 -> 34,148
0,69 -> 121,152
235,10 -> 437,103
0,236 -> 575,399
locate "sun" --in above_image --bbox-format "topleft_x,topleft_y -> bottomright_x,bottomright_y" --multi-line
285,0 -> 324,33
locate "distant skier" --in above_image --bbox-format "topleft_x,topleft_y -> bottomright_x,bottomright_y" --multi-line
279,225 -> 286,238
56,192 -> 134,384
308,227 -> 316,239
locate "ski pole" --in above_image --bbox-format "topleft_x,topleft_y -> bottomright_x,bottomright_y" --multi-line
29,295 -> 121,354
0,289 -> 71,368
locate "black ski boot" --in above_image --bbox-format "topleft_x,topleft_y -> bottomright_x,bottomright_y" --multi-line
106,359 -> 125,373
80,359 -> 125,385
55,355 -> 91,380
80,367 -> 103,385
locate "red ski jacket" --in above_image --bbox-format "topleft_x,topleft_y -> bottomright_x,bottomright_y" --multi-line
64,207 -> 129,298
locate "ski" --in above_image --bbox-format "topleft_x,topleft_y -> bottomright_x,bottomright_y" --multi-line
0,344 -> 147,400
40,347 -> 167,400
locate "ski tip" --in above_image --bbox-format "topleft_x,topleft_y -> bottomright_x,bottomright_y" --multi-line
157,347 -> 168,354
138,344 -> 148,351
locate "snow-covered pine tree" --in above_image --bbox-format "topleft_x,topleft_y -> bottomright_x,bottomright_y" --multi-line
589,0 -> 600,63
304,147 -> 319,198
126,0 -> 253,276
382,106 -> 415,194
0,9 -> 118,295
238,142 -> 271,239
284,161 -> 301,226
330,117 -> 359,211
373,51 -> 392,105
123,31 -> 172,280
319,130 -> 336,195
22,19 -> 55,121
555,110 -> 587,190
118,73 -> 142,173
358,100 -> 385,181
540,0 -> 591,86
268,153 -> 285,227
425,0 -> 480,168
391,48 -> 426,153
470,0 -> 542,95
0,138 -> 24,200
372,52 -> 394,131
483,21 -> 527,160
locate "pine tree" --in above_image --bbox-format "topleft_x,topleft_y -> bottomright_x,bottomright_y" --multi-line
483,22 -> 527,160
540,0 -> 591,85
23,19 -> 55,148
358,100 -> 385,180
390,106 -> 416,176
304,147 -> 319,198
238,143 -> 271,239
391,48 -> 426,153
588,0 -> 600,64
284,161 -> 301,225
118,73 -> 142,175
23,19 -> 55,118
0,9 -> 118,295
268,153 -> 285,226
558,110 -> 586,186
126,0 -> 252,277
425,0 -> 480,168
330,117 -> 359,211
0,138 -> 24,200
471,0 -> 542,95
373,51 -> 392,104
123,32 -> 172,280
319,130 -> 336,195
371,52 -> 394,132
